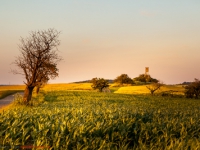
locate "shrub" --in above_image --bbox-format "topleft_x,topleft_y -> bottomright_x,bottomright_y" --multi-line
185,78 -> 200,99
13,93 -> 24,105
91,78 -> 109,92
134,74 -> 158,83
114,74 -> 134,85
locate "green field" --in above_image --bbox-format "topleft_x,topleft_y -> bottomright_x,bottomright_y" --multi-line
0,88 -> 200,149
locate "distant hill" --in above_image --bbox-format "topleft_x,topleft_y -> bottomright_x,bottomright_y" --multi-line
73,80 -> 91,83
73,79 -> 114,84
181,82 -> 192,85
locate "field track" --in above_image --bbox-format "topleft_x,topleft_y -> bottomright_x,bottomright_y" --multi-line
0,92 -> 23,109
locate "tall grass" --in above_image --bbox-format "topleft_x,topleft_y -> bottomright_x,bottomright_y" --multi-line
0,91 -> 200,149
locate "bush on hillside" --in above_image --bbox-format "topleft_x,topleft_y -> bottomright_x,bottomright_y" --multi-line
185,78 -> 200,99
114,74 -> 134,86
91,78 -> 109,92
134,74 -> 158,83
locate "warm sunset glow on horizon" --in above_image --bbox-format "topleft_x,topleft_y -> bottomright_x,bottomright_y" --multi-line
0,1 -> 200,85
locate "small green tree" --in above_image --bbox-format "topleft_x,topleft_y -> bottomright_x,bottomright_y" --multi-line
185,78 -> 200,99
114,74 -> 133,85
91,78 -> 109,92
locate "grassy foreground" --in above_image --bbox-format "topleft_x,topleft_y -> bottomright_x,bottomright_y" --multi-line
0,90 -> 200,149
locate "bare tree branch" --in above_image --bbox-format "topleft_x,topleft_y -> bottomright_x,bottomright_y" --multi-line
146,82 -> 164,95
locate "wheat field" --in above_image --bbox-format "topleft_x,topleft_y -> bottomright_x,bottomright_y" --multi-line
1,83 -> 199,149
0,91 -> 200,149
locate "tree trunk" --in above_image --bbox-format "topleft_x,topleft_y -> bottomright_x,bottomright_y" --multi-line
151,90 -> 154,95
23,86 -> 34,105
36,86 -> 40,94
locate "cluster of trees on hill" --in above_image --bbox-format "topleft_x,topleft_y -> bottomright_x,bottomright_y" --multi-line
91,75 -> 200,99
113,73 -> 159,86
91,73 -> 161,92
133,74 -> 158,83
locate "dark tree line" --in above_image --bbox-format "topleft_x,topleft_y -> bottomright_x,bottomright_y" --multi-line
133,74 -> 158,83
114,74 -> 133,85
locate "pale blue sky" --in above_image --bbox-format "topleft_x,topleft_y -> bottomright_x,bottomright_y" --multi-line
0,0 -> 200,84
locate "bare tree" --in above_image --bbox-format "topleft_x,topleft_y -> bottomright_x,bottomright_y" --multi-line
12,28 -> 62,105
146,82 -> 163,95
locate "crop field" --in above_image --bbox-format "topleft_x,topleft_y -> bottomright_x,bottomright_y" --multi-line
0,89 -> 200,149
115,85 -> 185,95
42,83 -> 93,91
0,85 -> 25,99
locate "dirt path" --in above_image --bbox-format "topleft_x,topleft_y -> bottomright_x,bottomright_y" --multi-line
0,92 -> 23,109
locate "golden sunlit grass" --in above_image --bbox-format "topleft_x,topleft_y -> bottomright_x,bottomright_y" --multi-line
114,85 -> 149,94
0,84 -> 185,96
0,85 -> 25,99
42,83 -> 93,91
114,85 -> 185,95
0,85 -> 25,91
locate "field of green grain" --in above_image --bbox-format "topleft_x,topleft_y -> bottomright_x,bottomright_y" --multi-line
0,90 -> 200,149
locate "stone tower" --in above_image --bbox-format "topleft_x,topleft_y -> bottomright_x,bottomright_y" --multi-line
145,67 -> 149,76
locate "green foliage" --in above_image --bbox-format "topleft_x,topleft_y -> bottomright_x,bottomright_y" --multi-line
114,74 -> 134,85
134,74 -> 158,83
160,90 -> 184,98
91,78 -> 109,92
13,93 -> 24,105
185,78 -> 200,99
13,92 -> 45,106
0,91 -> 200,149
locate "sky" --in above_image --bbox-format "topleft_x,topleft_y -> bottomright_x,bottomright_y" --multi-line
0,0 -> 200,85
